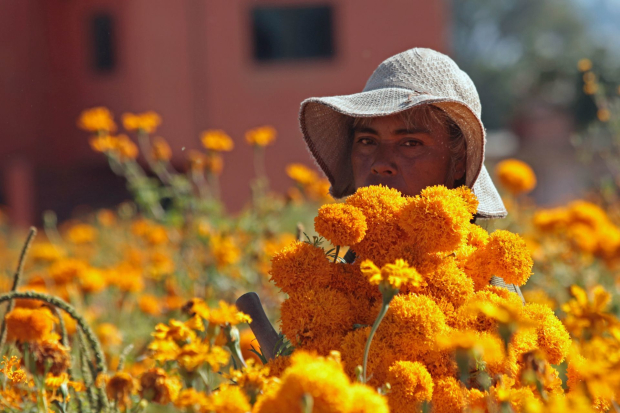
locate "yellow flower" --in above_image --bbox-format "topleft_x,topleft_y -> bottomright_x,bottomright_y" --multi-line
314,203 -> 367,246
106,371 -> 136,409
201,129 -> 234,152
115,134 -> 139,160
280,288 -> 353,349
78,107 -> 117,132
522,289 -> 556,310
47,258 -> 87,285
578,58 -> 592,72
495,159 -> 537,195
89,133 -> 119,152
30,337 -> 72,376
139,294 -> 162,316
386,361 -> 434,410
183,299 -> 252,326
5,307 -> 56,342
122,111 -> 162,133
96,323 -> 123,347
269,240 -> 332,294
348,383 -> 390,413
360,259 -> 423,290
175,388 -> 209,409
177,341 -> 230,372
205,383 -> 251,413
0,356 -> 25,383
245,125 -> 277,147
30,243 -> 65,263
152,319 -> 196,342
151,136 -> 172,161
139,368 -> 181,404
66,223 -> 97,244
482,229 -> 533,286
399,185 -> 474,255
431,376 -> 466,413
562,285 -> 617,338
523,303 -> 571,364
286,163 -> 318,186
533,207 -> 569,232
210,233 -> 241,268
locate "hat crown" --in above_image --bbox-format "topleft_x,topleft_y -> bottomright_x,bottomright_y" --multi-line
363,48 -> 482,118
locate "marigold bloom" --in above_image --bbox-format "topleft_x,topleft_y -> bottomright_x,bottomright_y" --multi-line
256,351 -> 352,413
183,299 -> 251,326
533,207 -> 570,232
422,256 -> 473,307
360,259 -> 423,290
29,336 -> 71,376
314,203 -> 367,247
399,185 -> 473,254
204,383 -> 251,413
431,376 -> 466,413
265,354 -> 291,378
30,243 -> 66,263
348,384 -> 390,413
139,368 -> 181,404
245,125 -> 277,147
379,294 -> 447,353
106,371 -> 135,409
346,185 -> 409,265
467,223 -> 489,248
483,230 -> 533,286
97,323 -> 123,347
270,240 -> 332,294
151,136 -> 172,161
78,107 -> 116,132
114,134 -> 139,160
206,153 -> 224,175
522,303 -> 570,364
281,288 -> 353,348
568,200 -> 609,229
5,307 -> 55,342
201,129 -> 234,152
48,258 -> 88,285
209,233 -> 241,269
175,388 -> 209,409
139,294 -> 161,316
387,361 -> 433,410
122,111 -> 162,133
90,133 -> 119,152
522,289 -> 556,310
495,159 -> 537,195
0,356 -> 25,383
286,163 -> 318,186
177,341 -> 230,372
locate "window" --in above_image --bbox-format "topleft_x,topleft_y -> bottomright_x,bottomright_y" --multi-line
252,5 -> 334,62
92,13 -> 115,72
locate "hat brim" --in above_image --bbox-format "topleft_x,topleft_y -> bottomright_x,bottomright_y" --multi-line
299,87 -> 507,219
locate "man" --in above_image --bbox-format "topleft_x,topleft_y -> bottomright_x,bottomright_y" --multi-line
299,47 -> 523,299
238,48 -> 523,359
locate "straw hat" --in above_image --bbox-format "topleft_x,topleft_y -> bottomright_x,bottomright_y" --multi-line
299,48 -> 507,219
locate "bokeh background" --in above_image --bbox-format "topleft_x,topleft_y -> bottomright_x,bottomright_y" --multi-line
1,0 -> 620,226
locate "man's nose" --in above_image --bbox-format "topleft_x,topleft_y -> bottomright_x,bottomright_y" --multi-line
371,150 -> 398,176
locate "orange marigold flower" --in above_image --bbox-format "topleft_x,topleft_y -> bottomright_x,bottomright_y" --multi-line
122,111 -> 162,134
139,368 -> 181,404
106,371 -> 136,409
204,383 -> 251,413
269,241 -> 332,294
286,163 -> 318,186
183,299 -> 252,326
431,376 -> 466,413
30,243 -> 66,263
210,233 -> 241,269
245,125 -> 277,147
28,336 -> 71,376
568,200 -> 609,229
348,383 -> 390,413
177,341 -> 230,372
151,136 -> 172,161
78,107 -> 117,132
495,159 -> 537,195
360,259 -> 423,290
90,133 -> 119,152
314,203 -> 367,246
139,294 -> 161,316
467,223 -> 489,248
175,388 -> 209,409
205,153 -> 224,175
115,134 -> 139,160
379,294 -> 447,353
532,207 -> 569,232
280,288 -> 353,347
96,323 -> 123,347
421,256 -> 473,307
399,185 -> 474,254
265,354 -> 291,378
66,223 -> 97,244
255,351 -> 352,413
346,185 -> 409,265
5,307 -> 56,342
0,356 -> 26,383
483,230 -> 533,286
201,129 -> 234,152
523,303 -> 571,364
387,361 -> 434,410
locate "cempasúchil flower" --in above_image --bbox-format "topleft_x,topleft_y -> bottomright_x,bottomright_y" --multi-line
314,203 -> 367,247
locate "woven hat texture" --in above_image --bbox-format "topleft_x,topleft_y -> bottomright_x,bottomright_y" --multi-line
299,47 -> 507,219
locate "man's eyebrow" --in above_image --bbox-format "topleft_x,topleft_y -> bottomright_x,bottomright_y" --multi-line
394,127 -> 431,135
352,126 -> 378,134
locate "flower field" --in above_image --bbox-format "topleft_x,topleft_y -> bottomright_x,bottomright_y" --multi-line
0,105 -> 620,413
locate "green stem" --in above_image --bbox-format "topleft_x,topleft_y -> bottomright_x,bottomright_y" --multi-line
362,301 -> 390,384
0,227 -> 37,349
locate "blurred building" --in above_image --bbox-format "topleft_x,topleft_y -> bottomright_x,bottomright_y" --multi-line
0,0 -> 449,226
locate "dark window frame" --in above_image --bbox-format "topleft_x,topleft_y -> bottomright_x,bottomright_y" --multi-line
91,12 -> 116,73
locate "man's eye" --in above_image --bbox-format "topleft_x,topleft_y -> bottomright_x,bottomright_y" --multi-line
404,140 -> 422,147
357,137 -> 375,145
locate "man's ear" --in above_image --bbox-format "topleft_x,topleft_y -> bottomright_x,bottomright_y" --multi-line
453,158 -> 466,181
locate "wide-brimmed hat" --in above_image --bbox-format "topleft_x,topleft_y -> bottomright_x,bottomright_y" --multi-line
299,48 -> 507,219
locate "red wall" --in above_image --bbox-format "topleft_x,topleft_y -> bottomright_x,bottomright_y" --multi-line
0,0 -> 449,225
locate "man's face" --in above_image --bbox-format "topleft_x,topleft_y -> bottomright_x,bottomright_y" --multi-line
351,113 -> 463,196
